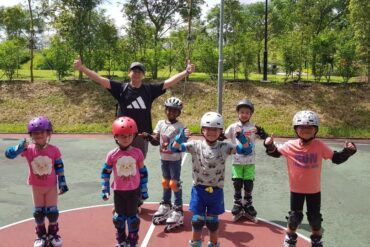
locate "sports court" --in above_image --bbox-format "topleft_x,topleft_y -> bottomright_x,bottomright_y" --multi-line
0,134 -> 369,246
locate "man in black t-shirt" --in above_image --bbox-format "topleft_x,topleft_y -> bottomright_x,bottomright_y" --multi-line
74,59 -> 195,157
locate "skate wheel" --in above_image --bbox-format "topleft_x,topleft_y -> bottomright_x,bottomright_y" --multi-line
244,214 -> 258,223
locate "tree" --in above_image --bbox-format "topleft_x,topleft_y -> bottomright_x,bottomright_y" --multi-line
349,0 -> 370,80
53,0 -> 103,79
0,40 -> 27,81
43,36 -> 75,80
123,0 -> 203,79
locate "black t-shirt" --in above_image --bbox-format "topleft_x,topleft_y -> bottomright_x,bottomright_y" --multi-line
108,80 -> 166,133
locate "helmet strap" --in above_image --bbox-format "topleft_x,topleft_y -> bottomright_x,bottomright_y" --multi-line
295,128 -> 318,144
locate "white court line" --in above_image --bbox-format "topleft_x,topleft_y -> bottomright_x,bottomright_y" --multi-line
0,202 -> 310,243
141,223 -> 156,247
181,153 -> 188,166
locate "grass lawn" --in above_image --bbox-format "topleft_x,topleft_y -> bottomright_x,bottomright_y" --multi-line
0,75 -> 369,138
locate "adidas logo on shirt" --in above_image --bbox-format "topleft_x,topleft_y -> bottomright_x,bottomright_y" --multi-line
127,96 -> 147,109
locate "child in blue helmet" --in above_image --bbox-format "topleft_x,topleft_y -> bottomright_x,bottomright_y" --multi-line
5,116 -> 69,247
171,112 -> 253,247
264,110 -> 357,247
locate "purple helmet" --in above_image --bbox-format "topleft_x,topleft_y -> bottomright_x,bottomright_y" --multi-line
27,116 -> 53,133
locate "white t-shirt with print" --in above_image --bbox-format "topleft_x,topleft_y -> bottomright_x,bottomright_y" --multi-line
183,140 -> 234,188
225,121 -> 257,165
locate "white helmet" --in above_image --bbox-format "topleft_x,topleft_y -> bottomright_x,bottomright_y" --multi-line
200,112 -> 224,129
292,110 -> 320,127
164,97 -> 183,110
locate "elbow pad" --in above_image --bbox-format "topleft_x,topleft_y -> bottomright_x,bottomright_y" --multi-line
256,126 -> 268,140
174,128 -> 188,144
264,142 -> 281,158
170,141 -> 186,153
54,159 -> 64,174
236,131 -> 248,144
332,146 -> 357,164
101,163 -> 112,179
236,143 -> 254,155
5,139 -> 26,159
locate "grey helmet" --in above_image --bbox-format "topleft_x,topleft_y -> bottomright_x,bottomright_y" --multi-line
200,112 -> 224,129
236,98 -> 254,113
292,110 -> 320,128
164,97 -> 183,110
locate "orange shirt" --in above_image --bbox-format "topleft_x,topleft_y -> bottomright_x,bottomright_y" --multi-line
278,139 -> 333,193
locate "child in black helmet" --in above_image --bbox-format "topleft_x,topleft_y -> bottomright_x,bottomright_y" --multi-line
224,98 -> 268,222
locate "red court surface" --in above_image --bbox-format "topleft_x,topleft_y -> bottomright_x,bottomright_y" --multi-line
0,203 -> 310,247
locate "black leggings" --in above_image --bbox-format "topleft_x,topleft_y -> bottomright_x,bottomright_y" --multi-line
290,191 -> 321,214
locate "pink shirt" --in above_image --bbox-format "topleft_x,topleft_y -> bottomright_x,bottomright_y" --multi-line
106,147 -> 144,191
278,139 -> 334,193
21,144 -> 61,187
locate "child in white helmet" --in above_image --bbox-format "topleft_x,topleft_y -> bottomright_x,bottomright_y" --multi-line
4,116 -> 68,247
264,110 -> 357,247
172,112 -> 253,247
224,98 -> 268,222
141,97 -> 186,232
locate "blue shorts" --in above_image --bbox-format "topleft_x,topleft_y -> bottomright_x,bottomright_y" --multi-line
189,185 -> 225,215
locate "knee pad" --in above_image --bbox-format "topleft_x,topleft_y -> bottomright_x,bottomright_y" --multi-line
33,207 -> 46,225
307,212 -> 322,231
162,178 -> 170,189
243,180 -> 254,193
287,211 -> 303,230
113,213 -> 127,231
169,179 -> 181,192
191,214 -> 206,232
233,179 -> 243,191
127,215 -> 140,233
45,206 -> 59,223
205,215 -> 219,232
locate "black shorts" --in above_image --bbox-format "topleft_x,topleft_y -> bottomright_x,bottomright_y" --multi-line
114,187 -> 141,216
290,191 -> 321,214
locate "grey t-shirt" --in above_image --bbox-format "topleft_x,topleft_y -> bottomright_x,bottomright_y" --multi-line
184,140 -> 234,188
153,120 -> 185,161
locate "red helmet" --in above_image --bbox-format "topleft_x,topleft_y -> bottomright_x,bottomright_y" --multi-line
112,117 -> 138,135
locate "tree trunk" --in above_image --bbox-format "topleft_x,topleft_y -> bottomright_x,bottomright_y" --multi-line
27,0 -> 34,83
257,49 -> 261,74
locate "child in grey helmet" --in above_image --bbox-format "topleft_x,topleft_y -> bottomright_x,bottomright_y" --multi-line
171,112 -> 253,247
264,110 -> 357,247
141,96 -> 186,232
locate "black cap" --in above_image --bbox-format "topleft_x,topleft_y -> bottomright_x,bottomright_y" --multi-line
129,62 -> 145,73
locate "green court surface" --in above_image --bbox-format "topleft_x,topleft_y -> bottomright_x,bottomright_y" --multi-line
0,134 -> 369,246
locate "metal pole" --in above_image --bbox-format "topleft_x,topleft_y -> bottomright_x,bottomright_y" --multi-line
217,0 -> 224,114
262,0 -> 269,82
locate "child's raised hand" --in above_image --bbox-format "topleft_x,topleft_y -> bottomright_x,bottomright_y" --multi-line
345,141 -> 357,151
20,138 -> 29,150
73,58 -> 83,71
264,135 -> 274,146
185,60 -> 195,74
184,128 -> 191,138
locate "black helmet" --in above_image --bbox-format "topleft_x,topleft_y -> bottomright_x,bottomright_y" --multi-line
236,99 -> 254,113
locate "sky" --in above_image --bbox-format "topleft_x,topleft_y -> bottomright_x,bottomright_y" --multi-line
1,0 -> 262,28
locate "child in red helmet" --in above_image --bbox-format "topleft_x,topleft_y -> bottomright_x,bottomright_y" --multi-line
100,117 -> 148,247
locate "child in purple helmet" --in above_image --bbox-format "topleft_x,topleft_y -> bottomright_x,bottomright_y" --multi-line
5,116 -> 69,247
